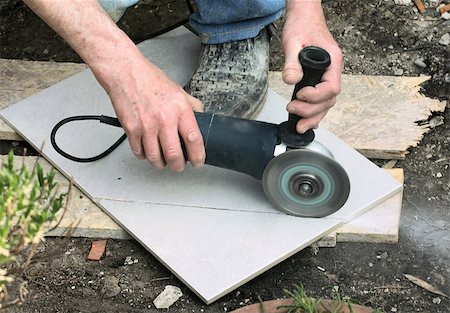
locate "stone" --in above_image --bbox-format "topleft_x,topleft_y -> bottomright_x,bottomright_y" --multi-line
393,67 -> 404,76
414,58 -> 427,68
394,0 -> 412,5
439,33 -> 450,46
153,285 -> 183,309
100,275 -> 121,298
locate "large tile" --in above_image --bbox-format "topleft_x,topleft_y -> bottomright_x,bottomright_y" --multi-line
98,198 -> 342,304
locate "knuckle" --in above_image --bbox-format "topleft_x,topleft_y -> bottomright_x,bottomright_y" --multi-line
327,97 -> 337,108
146,152 -> 161,164
123,120 -> 142,137
184,129 -> 202,144
330,84 -> 341,96
164,147 -> 181,163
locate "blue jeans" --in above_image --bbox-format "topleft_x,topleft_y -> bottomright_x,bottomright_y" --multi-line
99,0 -> 284,43
190,0 -> 284,43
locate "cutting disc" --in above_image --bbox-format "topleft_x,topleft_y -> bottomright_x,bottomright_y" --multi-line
262,150 -> 350,217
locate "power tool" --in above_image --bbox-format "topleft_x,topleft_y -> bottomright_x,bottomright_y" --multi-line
51,46 -> 350,217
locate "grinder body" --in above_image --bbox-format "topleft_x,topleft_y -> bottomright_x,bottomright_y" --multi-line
187,113 -> 278,180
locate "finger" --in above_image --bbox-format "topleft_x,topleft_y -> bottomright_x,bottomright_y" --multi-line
282,36 -> 303,85
179,109 -> 205,169
141,132 -> 166,169
159,124 -> 185,172
296,77 -> 341,104
287,97 -> 336,118
187,94 -> 204,112
296,48 -> 342,102
124,123 -> 145,160
296,109 -> 329,134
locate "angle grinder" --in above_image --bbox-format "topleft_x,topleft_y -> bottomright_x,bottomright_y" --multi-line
51,46 -> 350,218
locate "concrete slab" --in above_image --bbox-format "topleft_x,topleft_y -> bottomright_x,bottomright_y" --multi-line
0,27 -> 402,303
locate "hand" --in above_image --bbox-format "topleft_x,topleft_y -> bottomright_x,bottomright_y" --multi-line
105,52 -> 205,172
23,0 -> 205,172
282,0 -> 343,133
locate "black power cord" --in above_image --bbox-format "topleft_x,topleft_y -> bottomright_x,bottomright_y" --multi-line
50,115 -> 126,162
51,2 -> 197,162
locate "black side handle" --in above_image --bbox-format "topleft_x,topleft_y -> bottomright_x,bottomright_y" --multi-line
278,46 -> 331,148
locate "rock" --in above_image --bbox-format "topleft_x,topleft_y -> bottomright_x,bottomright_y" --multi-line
100,275 -> 121,298
432,297 -> 442,304
444,73 -> 450,84
442,12 -> 450,20
153,285 -> 183,309
393,67 -> 404,76
414,58 -> 427,68
439,33 -> 450,46
394,0 -> 411,5
436,4 -> 446,13
124,256 -> 138,265
429,116 -> 444,128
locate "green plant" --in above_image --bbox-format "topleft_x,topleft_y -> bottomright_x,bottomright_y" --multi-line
0,151 -> 69,309
280,283 -> 323,313
278,283 -> 383,313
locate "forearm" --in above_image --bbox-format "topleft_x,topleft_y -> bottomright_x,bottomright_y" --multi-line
24,0 -> 145,92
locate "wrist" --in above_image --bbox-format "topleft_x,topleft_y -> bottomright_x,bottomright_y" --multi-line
86,29 -> 144,89
286,0 -> 323,14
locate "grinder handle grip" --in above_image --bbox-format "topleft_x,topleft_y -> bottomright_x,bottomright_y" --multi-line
287,46 -> 331,133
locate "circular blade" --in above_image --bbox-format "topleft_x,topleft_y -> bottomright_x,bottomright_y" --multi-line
262,150 -> 350,217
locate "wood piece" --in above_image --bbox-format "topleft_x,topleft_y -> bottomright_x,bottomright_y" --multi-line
87,239 -> 107,261
318,169 -> 403,246
0,59 -> 86,140
413,0 -> 426,13
269,72 -> 446,160
333,169 -> 403,244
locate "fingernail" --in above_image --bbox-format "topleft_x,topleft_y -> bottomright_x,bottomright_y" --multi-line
282,71 -> 297,83
193,162 -> 204,169
297,126 -> 306,134
297,93 -> 306,101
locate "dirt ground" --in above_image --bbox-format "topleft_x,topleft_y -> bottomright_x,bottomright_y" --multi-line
0,0 -> 449,312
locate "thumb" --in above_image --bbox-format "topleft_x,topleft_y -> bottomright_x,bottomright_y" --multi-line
282,39 -> 303,85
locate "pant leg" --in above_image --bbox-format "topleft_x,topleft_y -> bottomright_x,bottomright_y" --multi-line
190,0 -> 285,44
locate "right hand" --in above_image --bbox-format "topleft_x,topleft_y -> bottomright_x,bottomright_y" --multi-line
23,0 -> 205,172
104,54 -> 205,172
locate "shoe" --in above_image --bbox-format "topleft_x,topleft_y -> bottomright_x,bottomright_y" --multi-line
185,29 -> 270,119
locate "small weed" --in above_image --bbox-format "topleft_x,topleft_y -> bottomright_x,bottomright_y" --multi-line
0,151 -> 70,309
277,283 -> 384,313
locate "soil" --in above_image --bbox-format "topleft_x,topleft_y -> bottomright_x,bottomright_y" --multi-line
0,0 -> 449,312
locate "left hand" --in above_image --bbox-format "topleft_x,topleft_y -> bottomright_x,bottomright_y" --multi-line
282,0 -> 343,134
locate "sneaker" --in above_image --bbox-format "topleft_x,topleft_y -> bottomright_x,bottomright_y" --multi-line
185,29 -> 270,119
